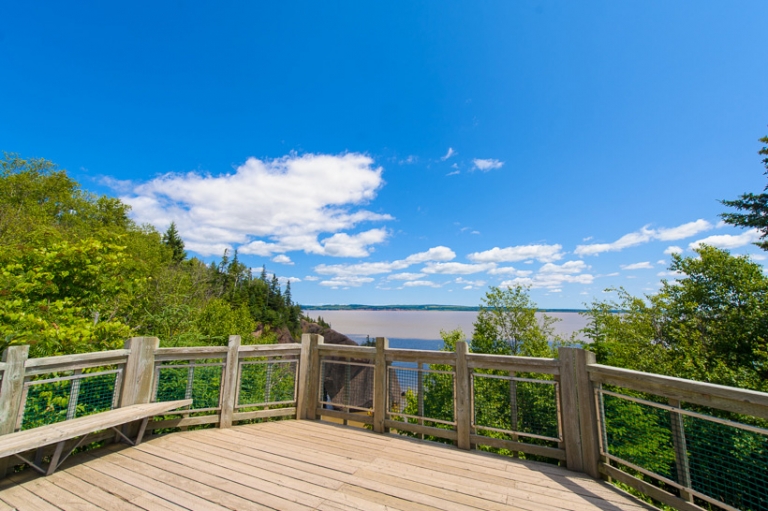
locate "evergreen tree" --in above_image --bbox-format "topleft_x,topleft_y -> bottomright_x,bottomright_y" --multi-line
721,134 -> 768,249
161,222 -> 186,263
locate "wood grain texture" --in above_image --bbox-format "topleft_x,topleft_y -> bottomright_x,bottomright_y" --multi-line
0,420 -> 653,511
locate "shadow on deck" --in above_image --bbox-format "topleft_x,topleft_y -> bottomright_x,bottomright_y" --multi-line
0,420 -> 654,511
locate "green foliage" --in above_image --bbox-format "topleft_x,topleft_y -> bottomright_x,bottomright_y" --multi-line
162,222 -> 186,264
196,299 -> 256,346
720,134 -> 768,250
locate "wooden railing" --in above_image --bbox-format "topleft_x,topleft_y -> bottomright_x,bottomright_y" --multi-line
1,334 -> 767,511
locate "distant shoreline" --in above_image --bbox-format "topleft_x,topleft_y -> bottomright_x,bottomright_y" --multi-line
301,304 -> 590,313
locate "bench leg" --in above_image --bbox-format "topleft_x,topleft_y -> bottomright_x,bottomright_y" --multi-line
46,442 -> 66,476
134,418 -> 150,446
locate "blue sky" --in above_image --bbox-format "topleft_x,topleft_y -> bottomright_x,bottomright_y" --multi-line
2,2 -> 768,308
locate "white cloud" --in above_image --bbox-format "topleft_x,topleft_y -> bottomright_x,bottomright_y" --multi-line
387,272 -> 426,281
272,254 -> 294,265
441,148 -> 456,161
689,230 -> 761,250
751,253 -> 767,261
657,270 -> 683,278
657,259 -> 666,265
304,275 -> 320,281
446,170 -> 460,176
319,276 -> 375,288
468,244 -> 563,264
319,228 -> 388,257
278,276 -> 301,284
539,261 -> 588,274
501,273 -> 594,290
422,262 -> 496,275
664,246 -> 684,255
472,158 -> 504,171
621,262 -> 654,270
575,220 -> 713,256
121,152 -> 392,258
403,280 -> 442,288
655,220 -> 713,241
455,277 -> 486,288
487,266 -> 532,277
314,246 -> 455,277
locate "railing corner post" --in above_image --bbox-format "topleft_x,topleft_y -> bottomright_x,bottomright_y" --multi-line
219,335 -> 241,428
0,344 -> 30,477
558,347 -> 584,472
119,337 -> 159,439
575,348 -> 600,479
298,334 -> 323,420
373,337 -> 389,433
455,340 -> 471,450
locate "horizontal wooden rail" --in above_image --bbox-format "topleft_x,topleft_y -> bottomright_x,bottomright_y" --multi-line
317,344 -> 376,358
588,363 -> 768,420
238,344 -> 301,355
385,348 -> 456,364
23,349 -> 130,376
466,353 -> 559,374
469,434 -> 566,461
318,408 -> 374,425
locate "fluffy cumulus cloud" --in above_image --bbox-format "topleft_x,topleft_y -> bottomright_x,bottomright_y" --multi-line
539,261 -> 589,274
487,266 -> 533,277
319,276 -> 375,288
575,220 -> 713,256
387,272 -> 426,281
498,259 -> 593,289
689,229 -> 761,250
403,280 -> 442,288
314,246 -> 456,277
468,244 -> 564,264
472,158 -> 504,171
422,262 -> 496,275
121,152 -> 391,257
664,246 -> 684,255
621,261 -> 654,270
272,254 -> 294,265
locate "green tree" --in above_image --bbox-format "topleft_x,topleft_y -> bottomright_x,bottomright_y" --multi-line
161,222 -> 186,263
720,133 -> 768,250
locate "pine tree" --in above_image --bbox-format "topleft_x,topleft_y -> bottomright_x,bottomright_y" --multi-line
284,280 -> 292,307
162,222 -> 186,263
721,134 -> 768,249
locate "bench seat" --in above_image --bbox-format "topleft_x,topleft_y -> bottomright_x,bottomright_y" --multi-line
0,399 -> 192,476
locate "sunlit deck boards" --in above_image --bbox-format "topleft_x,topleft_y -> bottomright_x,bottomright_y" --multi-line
0,420 -> 653,511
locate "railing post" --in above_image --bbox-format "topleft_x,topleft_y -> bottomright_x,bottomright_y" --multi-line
669,398 -> 693,502
558,347 -> 584,472
119,337 -> 159,437
455,341 -> 471,450
219,335 -> 241,428
373,337 -> 389,433
298,334 -> 323,420
575,348 -> 600,479
0,345 -> 29,476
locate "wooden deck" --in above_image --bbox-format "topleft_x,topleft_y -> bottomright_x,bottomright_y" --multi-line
0,420 -> 654,511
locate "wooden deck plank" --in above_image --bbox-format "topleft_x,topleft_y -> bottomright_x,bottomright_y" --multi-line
0,420 -> 650,511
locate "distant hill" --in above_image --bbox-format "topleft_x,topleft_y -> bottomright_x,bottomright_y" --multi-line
300,304 -> 589,313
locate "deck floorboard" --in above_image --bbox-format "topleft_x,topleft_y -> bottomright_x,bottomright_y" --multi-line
0,420 -> 654,511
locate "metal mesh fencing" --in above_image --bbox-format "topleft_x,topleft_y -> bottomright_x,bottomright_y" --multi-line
19,369 -> 121,430
319,359 -> 374,413
598,387 -> 768,511
153,360 -> 223,412
387,365 -> 455,427
472,372 -> 561,445
238,359 -> 298,409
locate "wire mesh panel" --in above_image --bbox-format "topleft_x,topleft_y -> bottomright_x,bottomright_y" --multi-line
319,359 -> 374,413
472,372 -> 561,445
238,359 -> 298,409
597,387 -> 768,511
153,360 -> 223,412
387,365 -> 455,427
18,369 -> 121,431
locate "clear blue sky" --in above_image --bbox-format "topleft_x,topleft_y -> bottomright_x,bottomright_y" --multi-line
2,2 -> 767,307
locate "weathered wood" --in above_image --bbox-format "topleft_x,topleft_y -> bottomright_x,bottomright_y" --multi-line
455,341 -> 471,450
469,434 -> 567,461
154,346 -> 228,362
304,334 -> 324,420
373,337 -> 388,433
120,337 -> 159,407
383,420 -> 459,441
668,398 -> 692,501
575,348 -> 600,479
588,363 -> 768,420
296,333 -> 312,420
219,335 -> 241,428
0,345 -> 29,477
317,345 -> 376,359
558,347 -> 583,472
599,463 -> 704,511
233,407 -> 297,422
385,349 -> 455,364
148,414 -> 220,431
318,408 -> 374,425
0,399 -> 192,459
238,344 -> 301,356
466,353 -> 560,374
23,349 -> 130,376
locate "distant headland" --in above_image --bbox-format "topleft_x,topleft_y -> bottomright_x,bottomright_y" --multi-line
300,304 -> 589,313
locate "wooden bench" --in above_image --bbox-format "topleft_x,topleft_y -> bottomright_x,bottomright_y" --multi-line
0,399 -> 192,476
